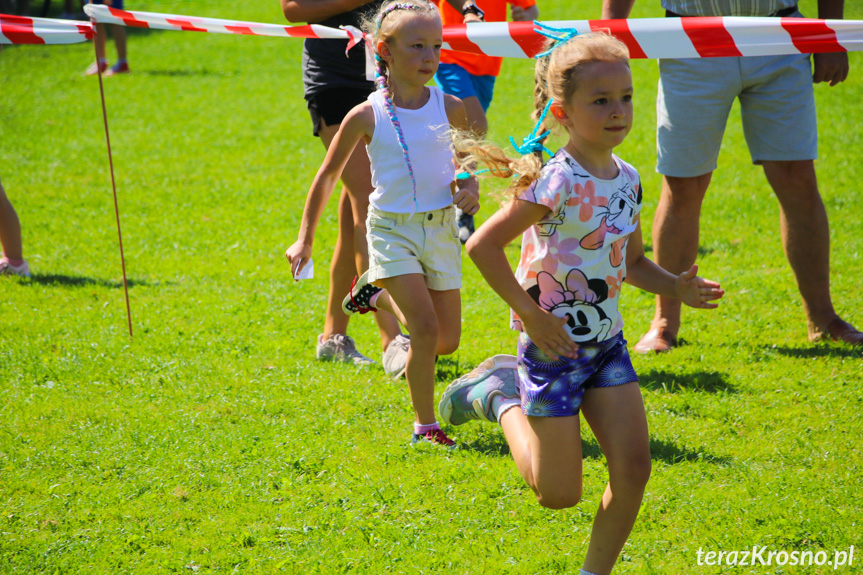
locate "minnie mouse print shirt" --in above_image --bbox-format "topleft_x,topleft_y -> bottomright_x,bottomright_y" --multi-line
512,148 -> 643,344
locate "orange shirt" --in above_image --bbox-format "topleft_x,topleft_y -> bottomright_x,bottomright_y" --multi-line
438,0 -> 537,77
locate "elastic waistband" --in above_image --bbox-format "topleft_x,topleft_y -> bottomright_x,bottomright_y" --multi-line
665,5 -> 797,18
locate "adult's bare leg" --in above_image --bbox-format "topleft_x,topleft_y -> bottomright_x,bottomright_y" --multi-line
633,173 -> 712,353
762,160 -> 862,345
320,189 -> 354,340
319,121 -> 402,351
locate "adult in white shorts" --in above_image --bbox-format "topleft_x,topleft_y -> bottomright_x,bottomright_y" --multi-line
602,0 -> 863,349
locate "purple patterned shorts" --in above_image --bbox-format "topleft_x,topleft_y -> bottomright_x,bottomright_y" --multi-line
517,331 -> 638,417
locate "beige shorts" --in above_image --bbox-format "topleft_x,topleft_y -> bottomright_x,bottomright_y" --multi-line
366,205 -> 462,291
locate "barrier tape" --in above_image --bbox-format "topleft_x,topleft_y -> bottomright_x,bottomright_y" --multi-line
82,5 -> 358,41
0,14 -> 93,44
80,5 -> 859,59
6,6 -> 858,58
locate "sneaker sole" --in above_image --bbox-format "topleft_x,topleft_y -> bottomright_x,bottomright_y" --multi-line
438,354 -> 518,426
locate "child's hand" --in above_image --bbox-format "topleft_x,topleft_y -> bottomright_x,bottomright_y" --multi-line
521,308 -> 579,360
453,176 -> 480,216
675,265 -> 724,309
285,241 -> 312,281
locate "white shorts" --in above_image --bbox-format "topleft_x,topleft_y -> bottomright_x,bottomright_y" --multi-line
656,52 -> 817,177
366,205 -> 462,291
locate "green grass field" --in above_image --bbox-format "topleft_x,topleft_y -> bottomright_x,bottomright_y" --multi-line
2,1 -> 862,573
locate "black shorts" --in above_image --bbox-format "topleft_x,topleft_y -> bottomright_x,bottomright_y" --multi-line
307,87 -> 373,137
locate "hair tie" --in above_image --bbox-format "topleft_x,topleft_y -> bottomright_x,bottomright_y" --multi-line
509,98 -> 554,156
505,21 -> 582,160
375,2 -> 424,31
532,22 -> 582,58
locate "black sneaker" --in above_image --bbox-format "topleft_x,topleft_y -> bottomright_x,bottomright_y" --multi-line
342,271 -> 382,315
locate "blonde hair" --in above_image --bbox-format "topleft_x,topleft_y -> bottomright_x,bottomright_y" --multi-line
454,32 -> 631,197
362,0 -> 439,84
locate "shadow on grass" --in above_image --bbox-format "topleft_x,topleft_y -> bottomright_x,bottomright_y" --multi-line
140,69 -> 235,78
638,368 -> 735,394
581,436 -> 731,465
27,273 -> 165,289
770,345 -> 862,359
435,356 -> 464,384
643,244 -> 714,257
464,432 -> 732,466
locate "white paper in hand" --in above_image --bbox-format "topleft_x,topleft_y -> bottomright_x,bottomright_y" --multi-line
295,259 -> 314,280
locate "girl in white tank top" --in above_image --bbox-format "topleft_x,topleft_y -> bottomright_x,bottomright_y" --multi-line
286,0 -> 480,448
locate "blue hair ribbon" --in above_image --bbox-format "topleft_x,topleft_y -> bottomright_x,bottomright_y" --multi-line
504,21 -> 582,159
532,22 -> 582,58
509,98 -> 553,156
455,169 -> 490,180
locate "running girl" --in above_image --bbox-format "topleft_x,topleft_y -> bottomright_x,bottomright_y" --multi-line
286,0 -> 479,447
438,31 -> 723,573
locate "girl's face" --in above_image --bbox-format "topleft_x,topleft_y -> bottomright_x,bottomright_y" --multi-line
553,60 -> 633,158
379,12 -> 443,88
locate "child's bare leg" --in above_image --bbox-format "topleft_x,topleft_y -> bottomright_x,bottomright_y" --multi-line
499,409 -> 584,509
0,181 -> 23,261
376,274 -> 438,424
428,288 -> 461,355
579,382 -> 651,575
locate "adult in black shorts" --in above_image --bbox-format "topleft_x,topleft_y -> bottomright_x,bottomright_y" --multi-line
282,0 -> 407,373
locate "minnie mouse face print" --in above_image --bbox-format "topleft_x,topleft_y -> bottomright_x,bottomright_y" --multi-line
526,269 -> 613,343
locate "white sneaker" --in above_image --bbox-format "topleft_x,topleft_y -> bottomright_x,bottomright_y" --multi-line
0,258 -> 30,278
315,334 -> 375,366
382,334 -> 410,379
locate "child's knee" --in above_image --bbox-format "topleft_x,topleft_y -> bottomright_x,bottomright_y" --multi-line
533,474 -> 583,510
536,486 -> 582,510
436,333 -> 460,356
611,455 -> 652,492
410,315 -> 439,345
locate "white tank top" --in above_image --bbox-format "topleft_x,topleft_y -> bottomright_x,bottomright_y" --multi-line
366,86 -> 455,213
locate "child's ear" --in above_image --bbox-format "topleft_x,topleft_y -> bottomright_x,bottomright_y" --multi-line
550,102 -> 569,122
377,41 -> 392,62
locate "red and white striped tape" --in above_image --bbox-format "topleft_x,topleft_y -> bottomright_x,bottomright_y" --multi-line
11,5 -> 859,59
0,14 -> 93,44
83,4 -> 357,42
461,17 -> 855,59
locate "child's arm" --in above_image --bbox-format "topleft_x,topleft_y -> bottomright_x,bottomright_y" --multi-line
624,217 -> 724,308
467,200 -> 580,360
444,94 -> 480,217
285,103 -> 373,279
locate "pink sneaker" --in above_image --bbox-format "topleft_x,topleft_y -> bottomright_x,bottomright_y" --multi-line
0,258 -> 30,278
105,61 -> 130,76
85,60 -> 108,76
